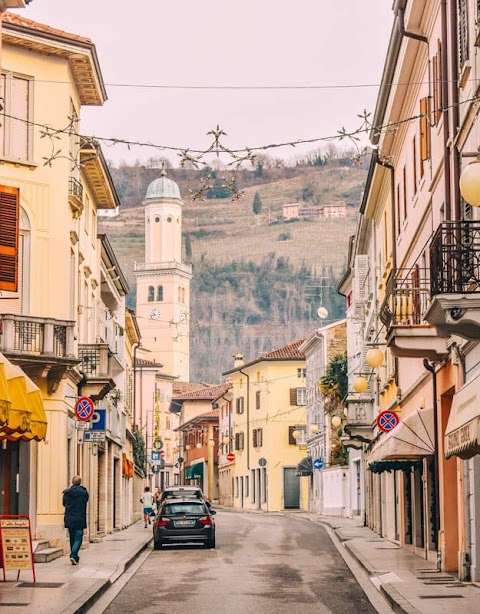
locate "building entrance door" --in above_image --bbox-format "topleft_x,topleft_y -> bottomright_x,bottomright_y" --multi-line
0,441 -> 20,515
283,467 -> 300,509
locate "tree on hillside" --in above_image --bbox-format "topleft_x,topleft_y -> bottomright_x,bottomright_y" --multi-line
253,192 -> 263,215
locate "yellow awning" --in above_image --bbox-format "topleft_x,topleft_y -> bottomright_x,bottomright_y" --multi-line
0,352 -> 47,442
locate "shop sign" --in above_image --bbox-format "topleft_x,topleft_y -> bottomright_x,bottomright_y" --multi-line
0,516 -> 36,582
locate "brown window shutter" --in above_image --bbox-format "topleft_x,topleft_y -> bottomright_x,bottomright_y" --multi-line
256,390 -> 261,409
253,429 -> 257,448
419,97 -> 430,161
290,388 -> 298,405
288,426 -> 296,445
0,186 -> 19,292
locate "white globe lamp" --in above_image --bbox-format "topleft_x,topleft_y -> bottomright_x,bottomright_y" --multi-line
460,160 -> 480,207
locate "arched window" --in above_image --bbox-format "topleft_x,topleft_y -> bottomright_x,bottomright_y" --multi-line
182,287 -> 186,303
157,286 -> 163,301
148,286 -> 154,302
178,286 -> 182,302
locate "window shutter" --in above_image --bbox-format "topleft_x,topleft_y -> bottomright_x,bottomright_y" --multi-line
288,426 -> 296,445
434,40 -> 442,124
0,186 -> 19,292
419,97 -> 430,161
258,428 -> 263,447
10,76 -> 30,161
253,429 -> 257,448
290,388 -> 298,405
0,74 -> 6,157
458,0 -> 469,70
256,390 -> 261,409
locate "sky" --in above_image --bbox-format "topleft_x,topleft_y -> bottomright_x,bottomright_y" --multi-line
23,0 -> 394,166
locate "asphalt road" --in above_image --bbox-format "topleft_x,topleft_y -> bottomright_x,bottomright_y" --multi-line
104,511 -> 377,614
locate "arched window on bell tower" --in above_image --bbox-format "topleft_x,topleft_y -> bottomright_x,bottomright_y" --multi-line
157,285 -> 164,301
148,286 -> 155,302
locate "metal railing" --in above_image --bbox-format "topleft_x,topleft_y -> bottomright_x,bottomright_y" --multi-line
430,221 -> 480,295
78,344 -> 110,378
68,176 -> 83,202
380,266 -> 431,328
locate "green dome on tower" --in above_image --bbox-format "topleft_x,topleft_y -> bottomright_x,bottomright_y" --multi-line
145,169 -> 181,201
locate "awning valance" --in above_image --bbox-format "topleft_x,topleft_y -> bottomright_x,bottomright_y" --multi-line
296,457 -> 313,476
445,375 -> 480,460
186,462 -> 203,479
369,407 -> 434,461
0,352 -> 47,442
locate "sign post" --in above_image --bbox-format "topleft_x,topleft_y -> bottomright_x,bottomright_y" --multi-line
0,515 -> 36,582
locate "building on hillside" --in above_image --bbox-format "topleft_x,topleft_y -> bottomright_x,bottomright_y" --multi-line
283,203 -> 300,220
340,0 -> 480,583
322,204 -> 346,218
221,342 -> 308,512
170,383 -> 230,500
134,170 -> 192,381
299,321 -> 349,517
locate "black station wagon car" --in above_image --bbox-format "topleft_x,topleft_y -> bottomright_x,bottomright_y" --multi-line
153,499 -> 216,549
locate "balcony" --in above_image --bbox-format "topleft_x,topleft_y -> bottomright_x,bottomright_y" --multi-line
343,396 -> 375,443
379,267 -> 448,359
68,176 -> 84,218
0,314 -> 77,393
78,344 -> 115,400
425,221 -> 480,338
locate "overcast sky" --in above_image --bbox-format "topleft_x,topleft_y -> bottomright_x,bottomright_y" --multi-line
24,0 -> 394,166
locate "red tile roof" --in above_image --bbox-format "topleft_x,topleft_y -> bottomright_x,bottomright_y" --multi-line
260,339 -> 305,361
173,382 -> 231,401
198,409 -> 220,419
173,381 -> 210,396
3,12 -> 92,43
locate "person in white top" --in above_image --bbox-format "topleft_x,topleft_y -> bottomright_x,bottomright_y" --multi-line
140,486 -> 155,528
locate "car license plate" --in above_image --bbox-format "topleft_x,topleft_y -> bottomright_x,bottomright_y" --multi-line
174,520 -> 195,527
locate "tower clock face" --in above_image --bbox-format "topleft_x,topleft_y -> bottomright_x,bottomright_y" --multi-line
149,308 -> 161,321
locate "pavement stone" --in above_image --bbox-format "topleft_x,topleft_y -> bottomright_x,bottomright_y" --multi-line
0,520 -> 152,614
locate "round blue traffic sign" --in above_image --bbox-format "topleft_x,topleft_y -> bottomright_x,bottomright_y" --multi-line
75,396 -> 95,422
377,410 -> 399,433
313,458 -> 324,470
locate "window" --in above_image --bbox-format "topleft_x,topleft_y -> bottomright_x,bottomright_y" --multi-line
255,390 -> 261,410
178,286 -> 182,302
396,184 -> 401,228
288,426 -> 297,445
432,40 -> 443,125
0,72 -> 33,162
253,428 -> 263,448
245,476 -> 249,497
174,473 -> 179,485
297,368 -> 306,378
419,97 -> 430,163
166,416 -> 171,430
148,286 -> 155,301
157,285 -> 163,301
412,138 -> 417,194
403,166 -> 407,220
236,396 -> 244,414
290,387 -> 306,406
235,432 -> 244,451
458,0 -> 469,70
235,477 -> 239,497
182,287 -> 185,303
0,186 -> 19,292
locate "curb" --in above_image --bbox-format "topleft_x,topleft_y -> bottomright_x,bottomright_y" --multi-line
379,583 -> 422,614
61,535 -> 153,614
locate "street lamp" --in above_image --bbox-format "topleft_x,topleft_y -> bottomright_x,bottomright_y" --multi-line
292,429 -> 301,440
460,160 -> 480,206
365,348 -> 384,368
353,376 -> 368,393
310,424 -> 319,435
331,415 -> 342,428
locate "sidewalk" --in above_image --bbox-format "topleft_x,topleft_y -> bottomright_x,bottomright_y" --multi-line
293,512 -> 480,614
0,520 -> 152,614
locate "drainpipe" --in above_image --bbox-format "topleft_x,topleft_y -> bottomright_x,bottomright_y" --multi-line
441,0 -> 452,220
423,359 -> 441,565
239,369 -> 250,470
395,0 -> 428,44
77,369 -> 88,398
132,342 -> 140,429
221,393 -> 232,452
449,0 -> 461,221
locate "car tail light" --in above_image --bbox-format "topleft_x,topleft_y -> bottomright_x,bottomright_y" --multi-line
199,516 -> 213,526
156,517 -> 169,527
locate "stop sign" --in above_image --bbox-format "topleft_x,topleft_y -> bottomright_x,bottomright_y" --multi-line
226,452 -> 235,462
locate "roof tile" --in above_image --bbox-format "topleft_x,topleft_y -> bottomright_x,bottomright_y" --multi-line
3,12 -> 92,43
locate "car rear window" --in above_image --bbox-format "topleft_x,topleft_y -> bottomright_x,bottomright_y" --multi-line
164,489 -> 202,499
163,502 -> 206,515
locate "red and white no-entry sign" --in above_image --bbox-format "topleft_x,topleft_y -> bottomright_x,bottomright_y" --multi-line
226,453 -> 235,462
75,396 -> 95,422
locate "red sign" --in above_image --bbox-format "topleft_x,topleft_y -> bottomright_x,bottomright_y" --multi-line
75,396 -> 95,422
377,410 -> 399,433
226,453 -> 235,462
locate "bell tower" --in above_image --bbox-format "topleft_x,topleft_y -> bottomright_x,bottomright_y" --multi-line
135,170 -> 192,380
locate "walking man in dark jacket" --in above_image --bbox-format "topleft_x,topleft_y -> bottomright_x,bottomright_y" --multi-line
63,475 -> 89,565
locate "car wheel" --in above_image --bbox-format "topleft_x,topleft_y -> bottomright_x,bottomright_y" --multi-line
205,538 -> 215,549
153,540 -> 163,550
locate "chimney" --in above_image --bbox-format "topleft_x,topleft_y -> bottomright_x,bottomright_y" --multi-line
233,353 -> 244,368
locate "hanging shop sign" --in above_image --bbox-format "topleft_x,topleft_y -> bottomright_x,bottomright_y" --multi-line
0,516 -> 36,582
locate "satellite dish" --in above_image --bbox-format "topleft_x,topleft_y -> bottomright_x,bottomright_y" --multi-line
317,307 -> 328,319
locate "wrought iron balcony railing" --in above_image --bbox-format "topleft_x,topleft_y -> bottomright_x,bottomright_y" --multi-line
379,266 -> 431,328
78,344 -> 111,378
430,221 -> 480,295
68,176 -> 83,202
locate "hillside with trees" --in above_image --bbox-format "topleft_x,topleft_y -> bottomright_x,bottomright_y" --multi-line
100,151 -> 368,381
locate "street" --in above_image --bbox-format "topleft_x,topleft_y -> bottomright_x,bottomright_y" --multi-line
103,511 -> 376,614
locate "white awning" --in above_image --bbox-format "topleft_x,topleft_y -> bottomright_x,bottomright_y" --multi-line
445,375 -> 480,460
369,407 -> 434,461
